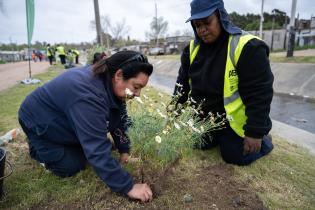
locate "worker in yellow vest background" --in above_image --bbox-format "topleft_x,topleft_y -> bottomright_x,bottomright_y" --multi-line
46,44 -> 55,65
56,44 -> 66,65
71,49 -> 80,64
173,0 -> 274,166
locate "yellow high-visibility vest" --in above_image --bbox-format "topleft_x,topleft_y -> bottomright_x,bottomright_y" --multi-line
189,32 -> 261,137
56,46 -> 66,55
72,49 -> 80,55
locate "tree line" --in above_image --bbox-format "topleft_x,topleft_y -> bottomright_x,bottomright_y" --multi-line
0,10 -> 290,51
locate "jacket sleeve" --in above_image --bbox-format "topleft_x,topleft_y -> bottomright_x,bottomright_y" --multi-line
173,45 -> 191,104
66,97 -> 133,195
237,39 -> 274,138
110,103 -> 131,154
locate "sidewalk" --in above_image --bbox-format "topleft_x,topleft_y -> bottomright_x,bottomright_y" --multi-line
0,61 -> 50,91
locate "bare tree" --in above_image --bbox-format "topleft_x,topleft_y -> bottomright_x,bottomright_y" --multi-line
145,16 -> 168,45
182,29 -> 194,37
110,18 -> 130,41
90,15 -> 130,48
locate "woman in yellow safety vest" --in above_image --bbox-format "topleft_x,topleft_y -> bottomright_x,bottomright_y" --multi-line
174,0 -> 274,165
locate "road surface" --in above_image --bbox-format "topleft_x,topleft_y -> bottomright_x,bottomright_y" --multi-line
0,61 -> 50,91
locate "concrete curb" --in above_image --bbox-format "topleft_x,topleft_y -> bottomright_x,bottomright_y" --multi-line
271,120 -> 315,155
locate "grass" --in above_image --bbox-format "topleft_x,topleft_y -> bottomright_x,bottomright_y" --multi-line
269,55 -> 315,63
0,66 -> 314,209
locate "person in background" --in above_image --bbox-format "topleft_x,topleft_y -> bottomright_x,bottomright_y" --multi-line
31,50 -> 37,62
72,49 -> 80,64
56,44 -> 66,65
173,0 -> 274,166
46,44 -> 55,65
19,51 -> 153,202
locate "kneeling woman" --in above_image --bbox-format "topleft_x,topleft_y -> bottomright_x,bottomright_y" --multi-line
18,51 -> 153,202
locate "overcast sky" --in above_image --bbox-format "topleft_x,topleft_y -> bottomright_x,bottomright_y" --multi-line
0,0 -> 314,44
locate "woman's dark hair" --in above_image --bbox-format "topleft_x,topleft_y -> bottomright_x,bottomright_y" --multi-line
92,52 -> 107,64
92,50 -> 153,80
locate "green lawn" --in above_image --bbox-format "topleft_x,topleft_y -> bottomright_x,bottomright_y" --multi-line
269,55 -> 315,63
0,66 -> 314,209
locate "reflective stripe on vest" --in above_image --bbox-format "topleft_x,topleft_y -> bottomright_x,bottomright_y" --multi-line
189,32 -> 260,137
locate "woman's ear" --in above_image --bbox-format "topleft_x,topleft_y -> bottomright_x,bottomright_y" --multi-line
114,69 -> 123,81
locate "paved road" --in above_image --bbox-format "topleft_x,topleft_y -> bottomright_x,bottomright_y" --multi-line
0,61 -> 50,91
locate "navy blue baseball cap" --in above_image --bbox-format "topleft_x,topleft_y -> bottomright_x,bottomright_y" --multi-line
186,0 -> 224,23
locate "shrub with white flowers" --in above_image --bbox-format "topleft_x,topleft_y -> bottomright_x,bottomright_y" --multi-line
127,85 -> 227,167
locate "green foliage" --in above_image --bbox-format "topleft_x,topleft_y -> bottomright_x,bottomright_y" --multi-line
85,45 -> 106,65
229,11 -> 288,31
270,55 -> 315,63
0,59 -> 6,64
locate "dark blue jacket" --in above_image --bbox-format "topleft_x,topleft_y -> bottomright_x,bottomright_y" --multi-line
18,65 -> 133,194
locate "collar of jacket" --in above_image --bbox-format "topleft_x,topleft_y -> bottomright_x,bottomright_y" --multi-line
102,74 -> 126,111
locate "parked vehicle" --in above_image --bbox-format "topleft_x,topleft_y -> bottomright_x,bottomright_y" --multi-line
149,47 -> 164,55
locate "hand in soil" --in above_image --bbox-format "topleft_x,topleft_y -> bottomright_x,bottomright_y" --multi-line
127,183 -> 153,202
120,153 -> 130,164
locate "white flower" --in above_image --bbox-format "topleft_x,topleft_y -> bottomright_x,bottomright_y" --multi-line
158,112 -> 167,119
191,126 -> 201,133
143,94 -> 149,99
181,109 -> 185,113
161,102 -> 166,107
162,130 -> 168,135
158,92 -> 164,97
179,120 -> 188,127
157,109 -> 167,119
174,122 -> 181,130
226,115 -> 233,121
200,126 -> 205,132
155,135 -> 162,143
150,103 -> 154,107
175,83 -> 183,87
187,119 -> 194,127
125,88 -> 134,99
192,108 -> 199,114
134,97 -> 144,104
190,97 -> 197,104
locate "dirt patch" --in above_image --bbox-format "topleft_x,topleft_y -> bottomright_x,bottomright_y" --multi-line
29,160 -> 266,210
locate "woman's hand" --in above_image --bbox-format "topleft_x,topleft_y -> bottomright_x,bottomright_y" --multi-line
119,153 -> 130,164
127,183 -> 153,202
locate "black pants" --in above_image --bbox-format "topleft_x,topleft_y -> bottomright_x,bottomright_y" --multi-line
59,55 -> 66,64
48,56 -> 53,65
19,118 -> 86,177
75,55 -> 79,64
199,126 -> 273,166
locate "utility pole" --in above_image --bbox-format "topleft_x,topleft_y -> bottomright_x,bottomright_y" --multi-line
155,0 -> 158,47
283,14 -> 288,49
287,0 -> 297,57
271,9 -> 276,51
93,0 -> 103,46
259,0 -> 264,38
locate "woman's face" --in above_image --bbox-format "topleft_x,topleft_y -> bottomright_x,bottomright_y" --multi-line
193,13 -> 222,44
112,69 -> 149,101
